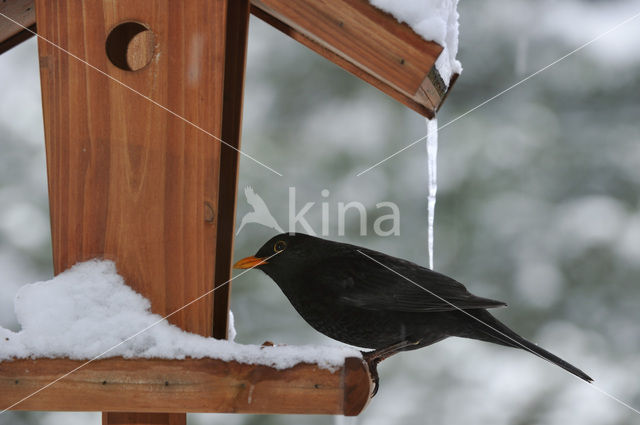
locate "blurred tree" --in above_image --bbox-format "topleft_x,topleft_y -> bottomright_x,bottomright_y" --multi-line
0,1 -> 638,424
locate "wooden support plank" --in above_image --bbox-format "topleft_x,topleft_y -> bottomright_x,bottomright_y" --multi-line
34,1 -> 231,423
1,0 -> 456,116
35,0 -> 227,349
251,0 -> 454,118
102,413 -> 186,425
213,0 -> 251,340
0,23 -> 35,55
0,0 -> 35,54
0,357 -> 372,416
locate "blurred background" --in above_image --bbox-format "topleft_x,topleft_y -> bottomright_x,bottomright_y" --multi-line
1,0 -> 639,424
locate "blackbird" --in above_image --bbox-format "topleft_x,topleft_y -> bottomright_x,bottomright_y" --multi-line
234,233 -> 592,393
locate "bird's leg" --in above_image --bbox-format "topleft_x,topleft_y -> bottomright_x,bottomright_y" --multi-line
363,340 -> 420,363
362,340 -> 420,397
365,358 -> 381,397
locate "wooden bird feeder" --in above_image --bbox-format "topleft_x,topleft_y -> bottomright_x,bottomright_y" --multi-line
0,0 -> 457,423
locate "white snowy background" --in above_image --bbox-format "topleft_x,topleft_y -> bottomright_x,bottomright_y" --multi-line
1,0 -> 640,424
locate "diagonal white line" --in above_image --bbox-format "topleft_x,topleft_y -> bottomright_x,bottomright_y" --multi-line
0,251 -> 281,414
356,249 -> 640,417
356,250 -> 569,367
356,10 -> 640,177
0,12 -> 283,177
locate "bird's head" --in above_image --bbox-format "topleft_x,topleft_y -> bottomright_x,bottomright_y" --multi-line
233,233 -> 330,281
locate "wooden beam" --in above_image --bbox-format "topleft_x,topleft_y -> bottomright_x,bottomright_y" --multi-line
0,0 -> 457,116
34,1 -> 232,423
0,357 -> 372,415
102,413 -> 185,425
0,0 -> 35,54
0,23 -> 34,55
250,0 -> 454,118
35,0 -> 226,333
213,0 -> 251,340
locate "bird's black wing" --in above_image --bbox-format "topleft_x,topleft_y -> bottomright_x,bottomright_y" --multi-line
314,249 -> 506,313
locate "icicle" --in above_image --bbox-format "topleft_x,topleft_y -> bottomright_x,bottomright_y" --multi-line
426,117 -> 438,270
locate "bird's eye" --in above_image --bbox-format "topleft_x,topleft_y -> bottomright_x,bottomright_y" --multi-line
274,240 -> 287,252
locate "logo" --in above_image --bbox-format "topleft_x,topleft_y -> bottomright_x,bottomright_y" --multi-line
236,186 -> 400,237
236,186 -> 285,235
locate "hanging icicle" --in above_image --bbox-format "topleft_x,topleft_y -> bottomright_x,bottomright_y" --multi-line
426,118 -> 438,270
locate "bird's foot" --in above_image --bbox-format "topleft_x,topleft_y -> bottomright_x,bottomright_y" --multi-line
361,341 -> 420,397
362,351 -> 381,397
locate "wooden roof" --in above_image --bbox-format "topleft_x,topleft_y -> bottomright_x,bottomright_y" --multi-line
0,0 -> 456,117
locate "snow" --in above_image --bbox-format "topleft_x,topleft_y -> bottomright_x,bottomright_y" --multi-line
0,260 -> 359,370
227,309 -> 237,342
369,0 -> 462,86
426,117 -> 438,269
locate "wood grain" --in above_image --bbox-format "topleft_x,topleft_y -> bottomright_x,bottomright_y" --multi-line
251,0 -> 453,118
1,0 -> 457,115
0,22 -> 34,55
343,357 -> 373,416
0,0 -> 408,419
102,413 -> 186,425
34,1 -> 229,423
213,0 -> 251,340
35,0 -> 225,347
0,357 -> 371,415
0,0 -> 35,54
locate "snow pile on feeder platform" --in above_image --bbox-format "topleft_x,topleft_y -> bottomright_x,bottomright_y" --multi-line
0,260 -> 358,370
370,0 -> 462,85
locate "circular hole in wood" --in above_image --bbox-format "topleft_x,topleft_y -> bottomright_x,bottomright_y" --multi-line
106,22 -> 155,71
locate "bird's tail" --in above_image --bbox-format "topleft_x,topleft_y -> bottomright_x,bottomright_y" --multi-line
461,309 -> 593,382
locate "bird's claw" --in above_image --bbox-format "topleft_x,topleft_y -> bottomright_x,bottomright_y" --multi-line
370,365 -> 380,397
362,351 -> 380,397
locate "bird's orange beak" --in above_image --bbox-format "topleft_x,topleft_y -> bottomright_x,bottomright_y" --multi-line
233,256 -> 268,269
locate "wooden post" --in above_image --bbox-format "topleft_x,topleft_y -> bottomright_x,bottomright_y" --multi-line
213,0 -> 251,340
34,0 -> 248,423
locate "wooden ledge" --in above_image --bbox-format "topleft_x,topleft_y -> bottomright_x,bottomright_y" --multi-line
251,0 -> 453,118
0,0 -> 36,54
0,356 -> 373,416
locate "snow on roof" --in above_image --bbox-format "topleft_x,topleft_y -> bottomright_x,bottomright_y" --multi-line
370,0 -> 462,86
0,260 -> 359,370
